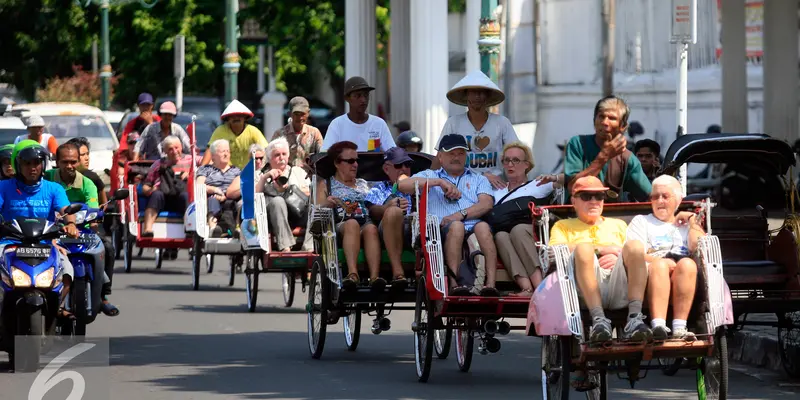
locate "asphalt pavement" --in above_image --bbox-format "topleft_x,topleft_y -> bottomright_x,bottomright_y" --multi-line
1,249 -> 799,399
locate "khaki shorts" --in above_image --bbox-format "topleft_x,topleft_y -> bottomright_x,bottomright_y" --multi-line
573,253 -> 640,310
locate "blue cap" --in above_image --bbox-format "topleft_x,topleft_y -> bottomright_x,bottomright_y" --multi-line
384,147 -> 413,164
437,134 -> 469,152
137,93 -> 154,105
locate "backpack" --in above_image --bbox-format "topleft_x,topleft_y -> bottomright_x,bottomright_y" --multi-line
157,163 -> 186,197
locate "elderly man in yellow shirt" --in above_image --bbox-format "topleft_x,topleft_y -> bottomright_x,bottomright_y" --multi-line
549,176 -> 650,345
202,100 -> 269,169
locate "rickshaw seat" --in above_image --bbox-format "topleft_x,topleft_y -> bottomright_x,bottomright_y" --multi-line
137,210 -> 183,218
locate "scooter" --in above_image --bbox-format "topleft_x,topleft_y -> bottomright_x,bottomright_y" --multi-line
58,189 -> 129,337
0,203 -> 82,372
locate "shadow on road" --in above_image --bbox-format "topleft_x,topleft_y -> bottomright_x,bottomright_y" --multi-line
172,304 -> 307,315
126,284 -> 243,293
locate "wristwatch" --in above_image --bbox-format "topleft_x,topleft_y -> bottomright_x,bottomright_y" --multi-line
459,209 -> 468,219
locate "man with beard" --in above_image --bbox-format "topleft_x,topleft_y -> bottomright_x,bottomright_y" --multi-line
321,76 -> 396,152
271,96 -> 323,171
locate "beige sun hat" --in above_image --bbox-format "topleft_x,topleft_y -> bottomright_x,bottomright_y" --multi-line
220,99 -> 254,120
446,70 -> 505,108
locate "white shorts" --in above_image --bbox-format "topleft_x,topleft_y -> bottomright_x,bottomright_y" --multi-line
572,253 -> 640,310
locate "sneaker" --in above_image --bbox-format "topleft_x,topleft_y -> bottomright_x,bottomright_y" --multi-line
589,317 -> 613,343
673,327 -> 697,341
623,313 -> 653,342
652,324 -> 671,341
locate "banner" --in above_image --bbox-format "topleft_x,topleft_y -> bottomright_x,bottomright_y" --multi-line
715,0 -> 763,59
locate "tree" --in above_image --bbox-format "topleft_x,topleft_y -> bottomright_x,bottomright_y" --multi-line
36,65 -> 121,107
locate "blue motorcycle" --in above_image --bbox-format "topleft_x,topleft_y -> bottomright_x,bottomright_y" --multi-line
58,189 -> 129,336
0,203 -> 82,372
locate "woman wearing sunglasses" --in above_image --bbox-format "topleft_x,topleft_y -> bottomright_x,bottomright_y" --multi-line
315,141 -> 384,292
492,142 -> 554,297
626,174 -> 704,340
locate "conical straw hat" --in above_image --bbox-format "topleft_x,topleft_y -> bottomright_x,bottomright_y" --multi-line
221,99 -> 254,120
446,70 -> 505,107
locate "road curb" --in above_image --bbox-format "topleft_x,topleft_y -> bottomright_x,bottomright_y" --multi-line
728,330 -> 783,373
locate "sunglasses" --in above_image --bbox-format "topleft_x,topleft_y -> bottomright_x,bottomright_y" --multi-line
393,161 -> 412,169
576,192 -> 605,202
337,158 -> 359,164
254,156 -> 264,161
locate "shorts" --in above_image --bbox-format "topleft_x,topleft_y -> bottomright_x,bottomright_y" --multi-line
440,221 -> 475,244
378,219 -> 414,250
573,253 -> 644,310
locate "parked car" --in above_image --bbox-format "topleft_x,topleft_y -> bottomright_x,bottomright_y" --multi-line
104,110 -> 126,133
0,115 -> 27,145
158,95 -> 224,122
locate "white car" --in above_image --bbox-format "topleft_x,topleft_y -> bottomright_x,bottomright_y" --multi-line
0,116 -> 27,145
15,102 -> 119,185
104,110 -> 126,134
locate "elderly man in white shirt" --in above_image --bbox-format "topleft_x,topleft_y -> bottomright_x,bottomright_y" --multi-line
436,70 -> 519,190
321,76 -> 396,152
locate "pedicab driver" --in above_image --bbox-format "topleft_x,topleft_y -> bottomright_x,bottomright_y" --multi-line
548,176 -> 651,343
321,76 -> 396,152
437,70 -> 519,189
0,140 -> 80,318
627,175 -> 704,341
202,100 -> 269,170
398,134 -> 500,297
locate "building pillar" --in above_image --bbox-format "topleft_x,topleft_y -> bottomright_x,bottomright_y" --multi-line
345,0 -> 378,115
410,0 -> 449,154
763,0 -> 799,142
721,0 -> 748,134
465,0 -> 482,73
390,0 -> 411,127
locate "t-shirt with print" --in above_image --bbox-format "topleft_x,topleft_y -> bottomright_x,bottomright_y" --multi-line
436,113 -> 519,177
493,179 -> 555,205
548,217 -> 628,247
207,124 -> 269,170
626,214 -> 690,258
321,114 -> 396,152
0,179 -> 70,222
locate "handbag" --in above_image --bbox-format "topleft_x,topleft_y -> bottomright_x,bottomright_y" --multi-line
157,164 -> 186,197
264,167 -> 309,224
484,182 -> 552,233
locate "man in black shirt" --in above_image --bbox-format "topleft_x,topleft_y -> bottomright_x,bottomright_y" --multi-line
66,137 -> 120,317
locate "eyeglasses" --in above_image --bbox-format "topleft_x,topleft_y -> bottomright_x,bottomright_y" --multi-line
337,158 -> 359,164
501,157 -> 526,166
393,161 -> 412,169
576,192 -> 605,202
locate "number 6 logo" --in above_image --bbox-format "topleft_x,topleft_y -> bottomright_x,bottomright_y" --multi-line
28,342 -> 96,400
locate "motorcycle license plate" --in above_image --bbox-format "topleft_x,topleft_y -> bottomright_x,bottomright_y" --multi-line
16,246 -> 52,259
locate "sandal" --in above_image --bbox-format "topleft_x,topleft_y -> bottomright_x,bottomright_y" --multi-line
370,277 -> 387,293
480,286 -> 500,297
342,273 -> 359,291
450,285 -> 473,296
58,307 -> 76,320
390,276 -> 408,292
570,374 -> 598,392
101,302 -> 120,317
509,288 -> 534,297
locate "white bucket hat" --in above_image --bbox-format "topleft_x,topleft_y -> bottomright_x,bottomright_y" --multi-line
220,99 -> 254,120
26,115 -> 45,128
446,70 -> 505,108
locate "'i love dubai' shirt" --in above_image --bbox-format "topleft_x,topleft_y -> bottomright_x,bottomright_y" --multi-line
321,114 -> 396,152
437,113 -> 519,177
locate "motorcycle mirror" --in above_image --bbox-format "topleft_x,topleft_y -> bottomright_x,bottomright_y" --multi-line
113,188 -> 130,200
64,204 -> 83,215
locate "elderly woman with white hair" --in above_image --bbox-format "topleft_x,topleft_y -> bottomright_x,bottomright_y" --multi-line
196,139 -> 242,237
258,137 -> 312,252
625,175 -> 705,340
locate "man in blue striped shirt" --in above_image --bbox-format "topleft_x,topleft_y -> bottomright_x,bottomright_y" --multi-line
398,134 -> 499,297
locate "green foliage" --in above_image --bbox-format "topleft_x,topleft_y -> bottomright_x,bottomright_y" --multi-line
449,0 -> 466,13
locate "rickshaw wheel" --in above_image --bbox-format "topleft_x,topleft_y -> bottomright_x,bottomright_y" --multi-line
245,254 -> 259,312
414,276 -> 434,382
585,361 -> 608,400
307,257 -> 329,359
455,328 -> 473,372
541,335 -> 570,400
112,224 -> 123,260
191,234 -> 202,291
123,223 -> 133,273
778,311 -> 800,378
228,255 -> 241,287
696,328 -> 728,400
282,272 -> 296,307
206,254 -> 214,273
659,357 -> 683,376
344,309 -> 361,351
434,321 -> 453,359
154,249 -> 163,270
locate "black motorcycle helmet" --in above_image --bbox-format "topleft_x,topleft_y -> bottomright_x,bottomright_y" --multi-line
396,130 -> 423,152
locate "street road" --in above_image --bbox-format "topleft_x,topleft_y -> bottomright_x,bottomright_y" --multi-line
1,250 -> 799,399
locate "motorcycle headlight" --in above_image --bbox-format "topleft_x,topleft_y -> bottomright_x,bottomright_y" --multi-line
35,268 -> 54,288
11,267 -> 32,287
74,210 -> 87,225
85,212 -> 98,223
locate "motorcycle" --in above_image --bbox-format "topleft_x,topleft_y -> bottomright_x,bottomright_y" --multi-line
0,203 -> 82,372
58,189 -> 129,337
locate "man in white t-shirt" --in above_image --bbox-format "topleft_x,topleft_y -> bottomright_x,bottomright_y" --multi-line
321,76 -> 396,153
437,70 -> 519,189
625,175 -> 705,340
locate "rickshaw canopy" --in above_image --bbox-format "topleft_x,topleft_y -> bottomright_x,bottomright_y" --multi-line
309,151 -> 435,181
660,133 -> 796,176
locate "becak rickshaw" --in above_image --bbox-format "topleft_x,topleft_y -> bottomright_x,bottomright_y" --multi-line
527,183 -> 733,399
658,133 -> 800,378
239,150 -> 314,311
306,151 -> 434,359
120,120 -> 197,273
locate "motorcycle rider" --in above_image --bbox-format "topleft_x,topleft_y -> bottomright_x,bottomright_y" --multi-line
0,144 -> 13,179
44,143 -> 120,317
0,140 -> 81,318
